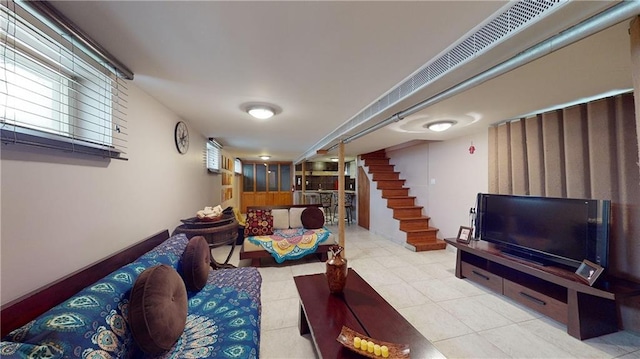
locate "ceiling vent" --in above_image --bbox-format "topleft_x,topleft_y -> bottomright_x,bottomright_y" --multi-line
298,0 -> 566,162
350,0 -> 564,130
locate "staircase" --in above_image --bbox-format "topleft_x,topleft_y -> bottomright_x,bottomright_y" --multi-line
362,150 -> 446,252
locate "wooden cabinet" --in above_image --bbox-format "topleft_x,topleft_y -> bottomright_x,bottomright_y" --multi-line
460,261 -> 502,294
446,239 -> 640,340
503,278 -> 567,324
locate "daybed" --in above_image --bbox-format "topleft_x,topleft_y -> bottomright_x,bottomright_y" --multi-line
239,204 -> 335,267
0,230 -> 261,358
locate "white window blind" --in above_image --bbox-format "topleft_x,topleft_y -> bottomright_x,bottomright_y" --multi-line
207,139 -> 221,173
1,0 -> 129,159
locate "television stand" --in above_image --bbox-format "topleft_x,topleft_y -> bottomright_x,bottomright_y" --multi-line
500,249 -> 548,267
445,238 -> 640,340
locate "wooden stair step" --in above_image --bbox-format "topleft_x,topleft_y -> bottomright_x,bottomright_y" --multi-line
407,238 -> 447,251
382,188 -> 410,197
376,179 -> 406,189
403,228 -> 438,239
397,215 -> 431,221
367,164 -> 395,173
372,172 -> 401,181
399,217 -> 431,231
364,158 -> 391,166
386,196 -> 416,208
392,206 -> 423,218
361,150 -> 387,159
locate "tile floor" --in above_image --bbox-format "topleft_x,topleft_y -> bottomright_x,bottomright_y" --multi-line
212,224 -> 640,358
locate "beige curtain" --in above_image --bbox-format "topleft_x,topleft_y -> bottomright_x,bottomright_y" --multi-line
488,93 -> 639,280
489,93 -> 640,331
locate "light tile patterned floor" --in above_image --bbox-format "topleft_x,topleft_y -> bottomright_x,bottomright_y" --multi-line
212,224 -> 640,358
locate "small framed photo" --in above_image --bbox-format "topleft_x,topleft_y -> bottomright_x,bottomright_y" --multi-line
575,259 -> 604,286
456,226 -> 473,244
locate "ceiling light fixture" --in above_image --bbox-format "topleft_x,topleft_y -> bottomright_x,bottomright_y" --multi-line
247,106 -> 275,120
330,158 -> 339,162
259,155 -> 271,160
426,121 -> 456,132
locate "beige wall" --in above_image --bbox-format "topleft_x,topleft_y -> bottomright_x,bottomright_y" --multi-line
367,131 -> 489,243
0,84 -> 223,305
427,133 -> 489,239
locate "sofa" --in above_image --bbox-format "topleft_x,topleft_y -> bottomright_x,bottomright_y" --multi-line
0,230 -> 261,358
239,204 -> 335,267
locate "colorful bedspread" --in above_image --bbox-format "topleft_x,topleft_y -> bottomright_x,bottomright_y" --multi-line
1,234 -> 261,359
247,227 -> 332,263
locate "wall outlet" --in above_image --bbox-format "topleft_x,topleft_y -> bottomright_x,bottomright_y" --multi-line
430,178 -> 436,185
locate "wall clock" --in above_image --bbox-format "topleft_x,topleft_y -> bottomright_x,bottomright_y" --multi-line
174,121 -> 189,154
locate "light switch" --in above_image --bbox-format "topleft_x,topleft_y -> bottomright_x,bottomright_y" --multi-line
430,178 -> 436,185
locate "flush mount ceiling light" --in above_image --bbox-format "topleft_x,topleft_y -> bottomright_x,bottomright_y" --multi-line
331,158 -> 339,162
247,106 -> 275,120
259,155 -> 271,160
426,120 -> 456,132
389,114 -> 478,134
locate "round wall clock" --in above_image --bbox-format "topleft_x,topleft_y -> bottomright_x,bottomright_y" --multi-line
174,121 -> 189,154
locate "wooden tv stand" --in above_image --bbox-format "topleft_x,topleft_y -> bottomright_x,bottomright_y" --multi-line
445,238 -> 640,340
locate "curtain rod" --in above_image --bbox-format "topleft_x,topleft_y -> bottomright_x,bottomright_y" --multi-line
23,0 -> 134,80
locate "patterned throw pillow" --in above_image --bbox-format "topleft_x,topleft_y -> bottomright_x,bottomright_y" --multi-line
245,209 -> 274,237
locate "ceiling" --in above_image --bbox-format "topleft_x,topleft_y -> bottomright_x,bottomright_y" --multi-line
49,1 -> 636,163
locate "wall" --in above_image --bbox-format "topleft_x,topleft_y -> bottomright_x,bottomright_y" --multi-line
1,84 -> 222,305
427,133 -> 489,238
367,131 -> 488,243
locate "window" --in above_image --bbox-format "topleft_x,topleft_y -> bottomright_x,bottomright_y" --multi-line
280,164 -> 291,191
206,139 -> 221,173
234,158 -> 242,174
242,163 -> 292,192
1,55 -> 69,135
1,1 -> 129,159
242,163 -> 254,192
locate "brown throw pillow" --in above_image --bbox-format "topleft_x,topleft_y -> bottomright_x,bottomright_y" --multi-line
245,209 -> 274,237
129,264 -> 188,354
182,236 -> 211,291
301,206 -> 325,229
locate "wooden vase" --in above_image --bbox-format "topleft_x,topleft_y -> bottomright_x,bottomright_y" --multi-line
326,245 -> 348,294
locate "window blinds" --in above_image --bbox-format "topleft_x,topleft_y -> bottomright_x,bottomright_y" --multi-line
1,0 -> 131,159
207,139 -> 222,173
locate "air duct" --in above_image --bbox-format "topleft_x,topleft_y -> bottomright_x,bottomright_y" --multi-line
301,0 -> 640,158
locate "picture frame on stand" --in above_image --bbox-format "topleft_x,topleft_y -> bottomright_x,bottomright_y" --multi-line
456,226 -> 473,244
575,259 -> 604,286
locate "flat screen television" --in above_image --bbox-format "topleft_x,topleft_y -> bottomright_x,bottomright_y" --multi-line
475,193 -> 611,270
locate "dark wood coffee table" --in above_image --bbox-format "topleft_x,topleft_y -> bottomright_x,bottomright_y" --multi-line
294,269 -> 444,358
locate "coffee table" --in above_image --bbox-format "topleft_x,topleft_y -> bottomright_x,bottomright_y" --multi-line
294,269 -> 444,358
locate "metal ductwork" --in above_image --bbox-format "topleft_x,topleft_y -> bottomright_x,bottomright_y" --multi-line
297,0 -> 640,160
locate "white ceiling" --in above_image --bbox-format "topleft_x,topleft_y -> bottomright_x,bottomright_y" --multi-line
50,1 -> 636,163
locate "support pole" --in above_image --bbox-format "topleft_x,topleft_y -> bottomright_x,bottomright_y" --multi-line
301,161 -> 306,204
631,16 -> 640,179
338,141 -> 346,253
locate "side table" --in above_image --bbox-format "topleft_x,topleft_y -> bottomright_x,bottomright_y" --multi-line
173,216 -> 238,269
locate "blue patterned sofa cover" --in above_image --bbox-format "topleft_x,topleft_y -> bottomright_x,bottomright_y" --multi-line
0,234 -> 261,359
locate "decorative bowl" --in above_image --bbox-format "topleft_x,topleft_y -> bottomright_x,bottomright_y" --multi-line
336,326 -> 409,358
